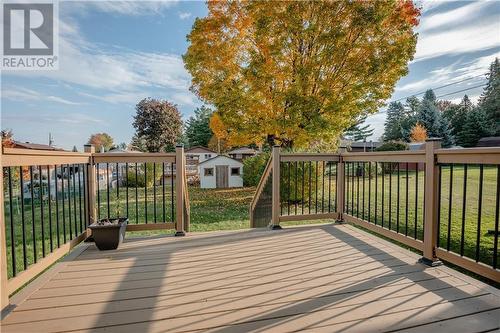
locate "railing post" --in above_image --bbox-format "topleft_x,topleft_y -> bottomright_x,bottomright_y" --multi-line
421,138 -> 442,266
0,149 -> 11,313
175,145 -> 186,236
84,145 -> 96,232
270,145 -> 282,230
336,146 -> 347,223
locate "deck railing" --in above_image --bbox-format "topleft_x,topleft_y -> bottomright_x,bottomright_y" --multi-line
250,141 -> 500,282
0,145 -> 190,311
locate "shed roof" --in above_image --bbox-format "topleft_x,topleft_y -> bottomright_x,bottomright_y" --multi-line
198,155 -> 243,166
227,147 -> 257,155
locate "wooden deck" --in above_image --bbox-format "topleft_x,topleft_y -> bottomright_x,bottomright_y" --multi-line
1,224 -> 499,333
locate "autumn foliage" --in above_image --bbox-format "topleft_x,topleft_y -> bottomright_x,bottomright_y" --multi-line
184,1 -> 420,149
410,123 -> 428,142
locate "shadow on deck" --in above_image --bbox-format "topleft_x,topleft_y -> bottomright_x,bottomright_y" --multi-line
1,224 -> 499,333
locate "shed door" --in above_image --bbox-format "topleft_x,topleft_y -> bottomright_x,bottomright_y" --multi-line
216,165 -> 229,188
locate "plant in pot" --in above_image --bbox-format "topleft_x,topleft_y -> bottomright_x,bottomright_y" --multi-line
89,204 -> 128,250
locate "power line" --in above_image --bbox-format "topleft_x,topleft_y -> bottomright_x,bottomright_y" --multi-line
391,73 -> 486,103
374,83 -> 487,115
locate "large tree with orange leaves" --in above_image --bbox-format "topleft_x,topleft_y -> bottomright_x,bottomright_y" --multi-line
184,1 -> 420,149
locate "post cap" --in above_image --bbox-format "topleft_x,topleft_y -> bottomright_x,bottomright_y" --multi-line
425,138 -> 442,142
176,144 -> 184,148
273,145 -> 281,148
83,144 -> 92,147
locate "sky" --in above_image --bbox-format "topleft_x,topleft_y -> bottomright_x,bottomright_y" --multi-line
1,0 -> 499,150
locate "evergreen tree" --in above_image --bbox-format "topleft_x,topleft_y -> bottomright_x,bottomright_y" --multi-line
129,134 -> 148,152
478,58 -> 500,135
458,107 -> 495,147
185,106 -> 213,147
443,95 -> 471,144
383,102 -> 406,141
417,89 -> 453,146
344,115 -> 374,141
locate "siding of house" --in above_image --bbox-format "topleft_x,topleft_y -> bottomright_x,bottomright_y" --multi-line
198,156 -> 243,189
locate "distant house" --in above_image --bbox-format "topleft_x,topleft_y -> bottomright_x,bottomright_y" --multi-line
198,155 -> 243,189
348,141 -> 382,152
185,146 -> 218,177
12,141 -> 64,151
227,147 -> 257,161
477,137 -> 500,148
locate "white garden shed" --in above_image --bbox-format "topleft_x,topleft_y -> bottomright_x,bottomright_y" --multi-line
198,155 -> 243,189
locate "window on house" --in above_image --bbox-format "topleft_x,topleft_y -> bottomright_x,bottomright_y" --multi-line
204,154 -> 211,159
204,168 -> 214,176
231,167 -> 240,176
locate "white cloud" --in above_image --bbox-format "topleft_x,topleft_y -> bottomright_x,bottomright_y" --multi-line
65,0 -> 178,16
397,51 -> 499,93
414,2 -> 500,61
419,1 -> 487,33
178,12 -> 192,20
2,86 -> 82,105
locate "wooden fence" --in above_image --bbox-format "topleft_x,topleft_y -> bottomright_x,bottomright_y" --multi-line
0,145 -> 190,311
250,140 -> 500,283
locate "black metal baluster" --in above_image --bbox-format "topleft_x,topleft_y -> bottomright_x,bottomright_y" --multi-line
396,163 -> 400,233
19,167 -> 27,268
388,163 -> 392,230
153,163 -> 157,223
345,163 -> 349,214
116,162 -> 120,218
287,162 -> 291,215
8,168 -> 16,276
135,163 -> 138,224
67,165 -> 73,240
493,165 -> 499,269
163,162 -> 166,223
72,165 -> 78,237
381,163 -> 385,228
375,162 -> 378,225
145,163 -> 148,224
302,161 -> 305,214
415,164 -> 419,239
328,162 -> 332,213
447,164 -> 453,251
460,164 -> 468,256
351,162 -> 354,215
405,163 -> 409,236
171,163 -> 175,222
437,165 -> 442,247
316,161 -> 319,213
309,162 -> 312,214
78,165 -> 83,234
476,165 -> 483,262
106,163 -> 110,218
61,165 -> 66,244
294,161 -> 298,215
368,162 -> 372,222
55,167 -> 60,248
356,162 -> 360,218
126,163 -> 129,219
96,163 -> 100,220
30,166 -> 37,262
362,162 -> 365,220
39,165 -> 45,257
321,161 -> 325,213
47,166 -> 53,251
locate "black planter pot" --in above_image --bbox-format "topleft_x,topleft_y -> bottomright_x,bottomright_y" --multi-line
89,217 -> 128,250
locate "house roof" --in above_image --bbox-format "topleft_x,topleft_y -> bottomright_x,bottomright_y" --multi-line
227,147 -> 257,155
477,136 -> 500,147
107,148 -> 142,153
13,141 -> 64,151
185,146 -> 218,154
198,155 -> 243,166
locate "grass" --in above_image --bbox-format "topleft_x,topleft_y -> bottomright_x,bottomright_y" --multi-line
4,164 -> 499,279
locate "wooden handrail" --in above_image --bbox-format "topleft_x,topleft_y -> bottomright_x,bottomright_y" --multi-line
250,156 -> 273,213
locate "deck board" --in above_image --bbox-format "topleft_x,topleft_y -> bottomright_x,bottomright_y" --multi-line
1,224 -> 499,333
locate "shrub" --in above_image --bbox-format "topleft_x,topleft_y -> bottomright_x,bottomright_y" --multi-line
375,141 -> 408,174
126,163 -> 163,188
243,152 -> 270,187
